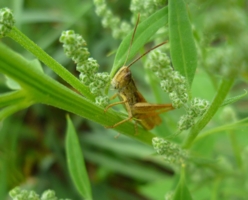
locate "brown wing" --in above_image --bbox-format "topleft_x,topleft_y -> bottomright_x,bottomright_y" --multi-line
133,102 -> 174,113
137,113 -> 162,130
132,91 -> 163,130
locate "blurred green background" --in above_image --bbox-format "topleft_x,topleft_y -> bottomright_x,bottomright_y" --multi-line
1,0 -> 248,200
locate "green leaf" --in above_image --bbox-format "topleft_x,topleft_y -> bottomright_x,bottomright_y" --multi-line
110,6 -> 168,77
173,166 -> 193,200
5,59 -> 43,90
65,116 -> 92,200
0,91 -> 26,108
221,90 -> 247,107
0,90 -> 34,120
4,77 -> 21,90
169,0 -> 197,86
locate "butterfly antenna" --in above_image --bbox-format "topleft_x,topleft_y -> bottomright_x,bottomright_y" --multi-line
127,41 -> 167,68
123,13 -> 140,66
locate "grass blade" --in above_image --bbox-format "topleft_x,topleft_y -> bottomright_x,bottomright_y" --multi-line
221,89 -> 247,107
111,6 -> 168,77
169,0 -> 197,86
173,166 -> 193,200
65,116 -> 92,200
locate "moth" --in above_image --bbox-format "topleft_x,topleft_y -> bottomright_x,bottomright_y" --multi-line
105,14 -> 174,130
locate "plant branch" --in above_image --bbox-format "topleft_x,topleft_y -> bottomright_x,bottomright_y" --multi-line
0,90 -> 27,108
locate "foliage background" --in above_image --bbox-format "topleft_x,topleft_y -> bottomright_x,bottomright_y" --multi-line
0,0 -> 248,199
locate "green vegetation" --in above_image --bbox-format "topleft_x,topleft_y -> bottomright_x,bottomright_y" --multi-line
0,0 -> 247,199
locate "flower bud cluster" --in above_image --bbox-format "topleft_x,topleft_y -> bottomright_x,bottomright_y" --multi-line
189,98 -> 209,117
204,8 -> 246,39
130,0 -> 166,23
60,30 -> 89,63
9,187 -> 70,200
203,7 -> 247,79
60,30 -> 110,107
152,137 -> 188,165
0,8 -> 15,37
153,0 -> 167,6
146,50 -> 210,131
178,98 -> 209,131
146,50 -> 188,108
93,0 -> 131,39
130,0 -> 157,21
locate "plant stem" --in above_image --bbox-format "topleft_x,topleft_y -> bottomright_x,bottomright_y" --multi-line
228,130 -> 243,169
195,117 -> 248,142
0,101 -> 33,121
0,90 -> 27,108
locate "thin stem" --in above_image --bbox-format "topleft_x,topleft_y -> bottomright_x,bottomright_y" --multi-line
195,117 -> 248,142
228,130 -> 243,169
0,90 -> 27,108
7,27 -> 94,100
210,178 -> 221,200
127,42 -> 167,68
0,101 -> 33,120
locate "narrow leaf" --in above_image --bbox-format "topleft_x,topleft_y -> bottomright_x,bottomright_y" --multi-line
111,6 -> 168,77
5,59 -> 43,90
173,166 -> 193,200
169,0 -> 197,86
65,116 -> 92,200
221,90 -> 247,107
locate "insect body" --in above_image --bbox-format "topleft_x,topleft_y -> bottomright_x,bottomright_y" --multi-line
104,14 -> 174,130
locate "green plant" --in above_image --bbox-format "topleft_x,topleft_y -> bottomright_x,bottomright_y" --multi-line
0,0 -> 248,199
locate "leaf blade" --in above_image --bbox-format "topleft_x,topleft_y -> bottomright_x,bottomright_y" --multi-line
173,166 -> 193,200
169,0 -> 197,86
111,6 -> 168,77
221,89 -> 247,107
66,116 -> 92,200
